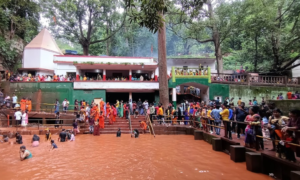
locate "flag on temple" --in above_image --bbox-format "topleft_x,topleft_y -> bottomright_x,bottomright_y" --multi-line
151,45 -> 153,53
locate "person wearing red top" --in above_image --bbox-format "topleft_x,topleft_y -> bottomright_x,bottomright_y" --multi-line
287,91 -> 292,99
285,131 -> 296,162
99,111 -> 105,129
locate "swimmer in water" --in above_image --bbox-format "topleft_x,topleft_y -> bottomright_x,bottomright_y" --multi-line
19,146 -> 32,161
116,128 -> 121,137
51,140 -> 58,150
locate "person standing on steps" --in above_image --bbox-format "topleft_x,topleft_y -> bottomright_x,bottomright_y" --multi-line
235,103 -> 248,139
149,104 -> 155,124
220,105 -> 231,139
129,99 -> 133,115
137,99 -> 143,115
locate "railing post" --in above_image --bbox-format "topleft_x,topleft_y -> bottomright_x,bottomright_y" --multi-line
247,74 -> 251,86
207,67 -> 211,83
172,66 -> 176,82
284,76 -> 288,86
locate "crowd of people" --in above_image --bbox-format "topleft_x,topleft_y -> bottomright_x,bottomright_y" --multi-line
6,73 -> 155,82
3,91 -> 300,163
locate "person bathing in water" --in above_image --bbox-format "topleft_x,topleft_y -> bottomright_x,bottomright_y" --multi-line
19,146 -> 32,161
116,128 -> 121,137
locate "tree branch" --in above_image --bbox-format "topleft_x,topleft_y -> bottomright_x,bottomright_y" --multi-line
90,12 -> 127,45
276,0 -> 296,21
285,62 -> 300,71
281,55 -> 300,70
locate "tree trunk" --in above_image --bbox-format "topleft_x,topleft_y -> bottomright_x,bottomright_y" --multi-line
83,45 -> 89,55
213,33 -> 223,75
254,34 -> 258,72
208,0 -> 223,75
106,23 -> 110,56
158,14 -> 169,109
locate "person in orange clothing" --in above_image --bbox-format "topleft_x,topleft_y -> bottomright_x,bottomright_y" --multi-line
108,107 -> 113,125
106,102 -> 111,117
20,98 -> 26,111
53,73 -> 58,81
100,99 -> 105,114
99,111 -> 105,129
171,107 -> 177,125
139,121 -> 147,133
26,98 -> 32,112
112,105 -> 117,122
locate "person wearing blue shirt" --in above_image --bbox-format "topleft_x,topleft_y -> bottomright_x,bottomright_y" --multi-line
253,97 -> 258,106
211,105 -> 221,135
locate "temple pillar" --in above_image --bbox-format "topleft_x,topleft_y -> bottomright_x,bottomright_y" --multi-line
103,69 -> 106,81
172,88 -> 177,108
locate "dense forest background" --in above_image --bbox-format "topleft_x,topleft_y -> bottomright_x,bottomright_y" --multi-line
0,0 -> 299,73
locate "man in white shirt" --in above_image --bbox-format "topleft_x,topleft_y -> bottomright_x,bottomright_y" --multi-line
14,109 -> 22,125
143,100 -> 149,112
12,93 -> 18,108
62,99 -> 68,113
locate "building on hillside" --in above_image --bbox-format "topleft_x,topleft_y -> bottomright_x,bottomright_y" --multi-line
17,28 -> 220,104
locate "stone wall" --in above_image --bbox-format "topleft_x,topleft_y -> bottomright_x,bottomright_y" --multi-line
229,85 -> 300,104
268,100 -> 300,115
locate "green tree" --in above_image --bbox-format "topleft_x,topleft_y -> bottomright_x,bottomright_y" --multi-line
41,0 -> 126,55
168,0 -> 243,74
0,0 -> 40,71
222,0 -> 300,73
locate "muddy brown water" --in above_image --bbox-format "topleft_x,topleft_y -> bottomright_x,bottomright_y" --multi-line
0,134 -> 272,180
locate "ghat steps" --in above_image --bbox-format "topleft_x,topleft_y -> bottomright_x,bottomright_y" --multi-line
80,116 -> 148,134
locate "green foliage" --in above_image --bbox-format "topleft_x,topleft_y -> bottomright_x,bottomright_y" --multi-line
0,0 -> 40,71
222,0 -> 300,73
41,0 -> 126,55
125,0 -> 168,33
0,36 -> 21,71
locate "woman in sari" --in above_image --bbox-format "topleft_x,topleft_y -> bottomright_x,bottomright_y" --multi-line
20,98 -> 26,111
119,100 -> 124,118
54,99 -> 59,114
93,120 -> 100,136
268,108 -> 289,156
99,111 -> 105,129
26,98 -> 32,112
244,106 -> 260,148
109,107 -> 114,125
112,105 -> 117,122
106,102 -> 111,118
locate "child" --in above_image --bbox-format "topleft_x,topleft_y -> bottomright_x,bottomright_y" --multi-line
70,132 -> 75,141
1,135 -> 9,143
45,129 -> 51,141
249,100 -> 253,106
249,115 -> 264,150
51,140 -> 58,149
134,107 -> 139,118
116,128 -> 121,137
285,131 -> 296,162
